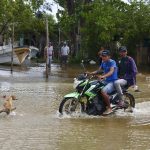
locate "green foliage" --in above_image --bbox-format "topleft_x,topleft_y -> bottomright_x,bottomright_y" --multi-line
123,1 -> 150,42
69,50 -> 83,64
55,0 -> 150,60
0,0 -> 55,49
1,0 -> 149,61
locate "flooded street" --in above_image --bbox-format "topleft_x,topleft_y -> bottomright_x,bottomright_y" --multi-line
0,64 -> 150,150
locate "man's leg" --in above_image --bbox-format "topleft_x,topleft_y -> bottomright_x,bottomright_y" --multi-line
64,56 -> 68,68
101,91 -> 111,109
47,56 -> 49,68
101,82 -> 114,115
49,56 -> 52,68
48,57 -> 51,68
60,56 -> 63,66
114,79 -> 127,107
114,79 -> 127,100
62,56 -> 65,66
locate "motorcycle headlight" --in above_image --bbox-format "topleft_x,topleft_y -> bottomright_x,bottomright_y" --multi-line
73,78 -> 82,89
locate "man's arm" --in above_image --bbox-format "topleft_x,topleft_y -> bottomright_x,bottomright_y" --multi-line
101,67 -> 114,78
67,46 -> 70,55
130,57 -> 138,74
91,67 -> 102,75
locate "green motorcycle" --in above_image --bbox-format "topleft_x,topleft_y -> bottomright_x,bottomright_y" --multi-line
59,73 -> 135,116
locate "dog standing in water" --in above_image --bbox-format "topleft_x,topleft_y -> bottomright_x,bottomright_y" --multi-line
0,95 -> 17,115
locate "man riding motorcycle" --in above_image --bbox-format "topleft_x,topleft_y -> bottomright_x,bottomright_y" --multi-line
59,49 -> 135,116
88,50 -> 118,115
114,46 -> 138,106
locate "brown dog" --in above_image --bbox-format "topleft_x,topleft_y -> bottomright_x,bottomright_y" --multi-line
0,95 -> 17,115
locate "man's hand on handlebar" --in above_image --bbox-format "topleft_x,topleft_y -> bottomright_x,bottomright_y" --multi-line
84,72 -> 105,80
95,75 -> 105,80
85,71 -> 96,76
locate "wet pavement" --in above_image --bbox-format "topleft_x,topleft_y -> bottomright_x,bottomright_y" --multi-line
0,63 -> 150,150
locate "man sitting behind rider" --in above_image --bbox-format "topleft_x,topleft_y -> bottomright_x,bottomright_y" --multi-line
114,46 -> 138,106
88,50 -> 118,115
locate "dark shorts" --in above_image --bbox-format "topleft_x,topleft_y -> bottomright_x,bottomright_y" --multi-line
61,55 -> 68,64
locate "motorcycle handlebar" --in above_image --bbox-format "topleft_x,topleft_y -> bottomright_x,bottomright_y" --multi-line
84,73 -> 105,82
84,73 -> 97,80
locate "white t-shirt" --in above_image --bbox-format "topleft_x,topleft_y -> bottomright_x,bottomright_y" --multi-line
61,46 -> 70,56
47,46 -> 53,56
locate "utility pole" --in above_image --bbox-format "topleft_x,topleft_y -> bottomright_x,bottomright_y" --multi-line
46,16 -> 49,78
11,23 -> 14,74
36,11 -> 49,78
58,27 -> 60,45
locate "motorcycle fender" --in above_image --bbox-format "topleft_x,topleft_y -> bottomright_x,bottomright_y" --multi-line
64,92 -> 80,99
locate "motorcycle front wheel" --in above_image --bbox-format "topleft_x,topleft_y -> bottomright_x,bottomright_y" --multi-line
59,97 -> 83,115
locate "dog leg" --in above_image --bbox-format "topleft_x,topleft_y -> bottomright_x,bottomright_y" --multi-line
0,109 -> 5,113
11,107 -> 16,111
0,107 -> 16,115
0,109 -> 9,114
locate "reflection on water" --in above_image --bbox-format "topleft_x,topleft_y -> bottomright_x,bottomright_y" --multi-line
0,82 -> 11,91
0,64 -> 149,150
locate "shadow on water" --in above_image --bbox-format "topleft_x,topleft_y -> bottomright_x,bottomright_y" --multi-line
0,63 -> 149,150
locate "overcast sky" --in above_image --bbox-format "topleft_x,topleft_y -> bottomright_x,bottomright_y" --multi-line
45,0 -> 60,20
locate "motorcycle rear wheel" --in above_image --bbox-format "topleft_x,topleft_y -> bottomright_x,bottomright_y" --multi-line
59,97 -> 83,115
123,93 -> 135,111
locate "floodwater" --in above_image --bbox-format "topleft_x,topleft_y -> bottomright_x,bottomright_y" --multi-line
0,64 -> 149,150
